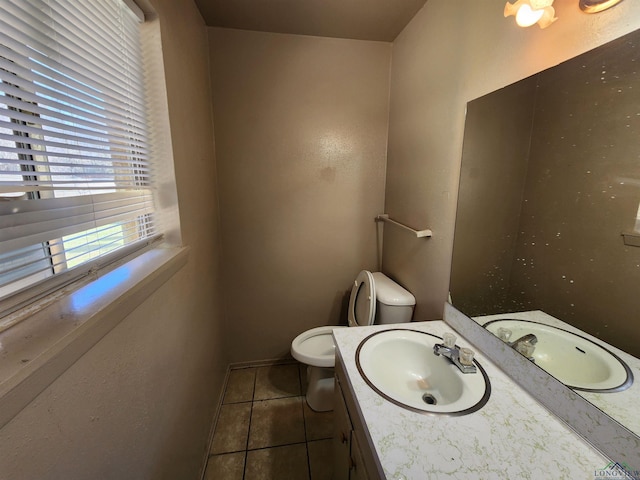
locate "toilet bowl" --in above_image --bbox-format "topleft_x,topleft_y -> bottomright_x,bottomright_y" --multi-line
291,270 -> 415,411
291,325 -> 347,411
291,325 -> 345,368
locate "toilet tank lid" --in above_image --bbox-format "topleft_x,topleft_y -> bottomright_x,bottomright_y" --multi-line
372,272 -> 416,306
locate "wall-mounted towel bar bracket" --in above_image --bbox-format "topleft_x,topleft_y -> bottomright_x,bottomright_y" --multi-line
376,214 -> 432,238
622,231 -> 640,247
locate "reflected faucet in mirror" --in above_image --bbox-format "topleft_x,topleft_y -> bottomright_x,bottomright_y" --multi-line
502,329 -> 538,360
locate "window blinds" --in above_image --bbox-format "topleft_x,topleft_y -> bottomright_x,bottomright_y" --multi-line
0,0 -> 157,309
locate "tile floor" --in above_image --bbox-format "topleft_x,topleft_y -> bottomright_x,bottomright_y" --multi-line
204,363 -> 334,480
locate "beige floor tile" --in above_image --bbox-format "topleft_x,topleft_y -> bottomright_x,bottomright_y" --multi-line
224,367 -> 257,404
204,452 -> 245,480
303,401 -> 334,441
248,397 -> 306,449
245,444 -> 310,480
254,364 -> 301,400
210,402 -> 252,454
308,439 -> 333,480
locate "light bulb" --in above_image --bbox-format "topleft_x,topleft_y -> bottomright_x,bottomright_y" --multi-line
504,0 -> 557,29
515,4 -> 545,27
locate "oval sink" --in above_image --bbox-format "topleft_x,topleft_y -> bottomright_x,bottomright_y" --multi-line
484,319 -> 633,392
356,329 -> 491,415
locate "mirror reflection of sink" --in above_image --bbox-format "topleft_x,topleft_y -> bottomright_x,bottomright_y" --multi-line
355,329 -> 491,415
484,319 -> 633,392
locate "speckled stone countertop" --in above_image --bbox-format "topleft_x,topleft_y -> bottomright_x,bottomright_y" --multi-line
474,310 -> 640,438
333,320 -> 608,480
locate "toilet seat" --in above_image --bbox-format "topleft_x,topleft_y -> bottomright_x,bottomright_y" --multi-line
291,325 -> 346,368
348,270 -> 376,327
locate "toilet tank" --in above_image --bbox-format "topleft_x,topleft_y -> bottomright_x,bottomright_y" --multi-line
372,272 -> 416,324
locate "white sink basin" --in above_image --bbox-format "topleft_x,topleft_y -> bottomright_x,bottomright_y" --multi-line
484,319 -> 633,392
356,329 -> 491,415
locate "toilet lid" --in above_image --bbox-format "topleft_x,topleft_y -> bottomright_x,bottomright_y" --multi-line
348,270 -> 376,327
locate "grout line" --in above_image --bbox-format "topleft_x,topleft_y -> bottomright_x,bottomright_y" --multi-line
298,364 -> 314,480
241,369 -> 258,480
228,358 -> 298,369
250,394 -> 301,402
208,449 -> 247,456
244,440 -> 310,452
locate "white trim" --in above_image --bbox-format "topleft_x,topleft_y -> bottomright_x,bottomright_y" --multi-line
122,0 -> 145,22
0,235 -> 163,323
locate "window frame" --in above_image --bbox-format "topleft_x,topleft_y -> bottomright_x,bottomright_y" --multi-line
0,0 -> 162,320
0,0 -> 185,429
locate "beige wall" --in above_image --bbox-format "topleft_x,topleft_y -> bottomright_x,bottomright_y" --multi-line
384,0 -> 640,321
209,28 -> 391,362
0,1 -> 226,479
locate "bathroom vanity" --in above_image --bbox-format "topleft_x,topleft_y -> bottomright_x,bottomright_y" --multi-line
334,355 -> 380,480
332,321 -> 609,479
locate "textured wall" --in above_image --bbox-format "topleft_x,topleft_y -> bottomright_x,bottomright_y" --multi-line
0,1 -> 226,479
209,28 -> 391,362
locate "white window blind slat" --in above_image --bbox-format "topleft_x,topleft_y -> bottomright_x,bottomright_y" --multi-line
0,0 -> 158,311
1,217 -> 156,271
0,29 -> 146,115
0,56 -> 148,130
2,1 -> 147,104
48,0 -> 144,79
0,119 -> 148,154
0,101 -> 147,147
0,27 -> 146,115
0,74 -> 147,135
0,156 -> 151,175
0,192 -> 154,254
0,131 -> 148,160
16,0 -> 143,86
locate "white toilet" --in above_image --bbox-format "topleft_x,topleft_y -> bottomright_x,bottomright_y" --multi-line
291,270 -> 416,411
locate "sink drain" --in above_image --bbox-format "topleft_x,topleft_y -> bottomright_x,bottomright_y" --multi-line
422,393 -> 437,405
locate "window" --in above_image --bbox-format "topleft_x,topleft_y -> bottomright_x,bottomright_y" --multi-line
0,0 -> 158,317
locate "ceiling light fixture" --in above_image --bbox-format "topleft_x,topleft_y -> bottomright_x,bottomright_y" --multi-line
504,0 -> 558,28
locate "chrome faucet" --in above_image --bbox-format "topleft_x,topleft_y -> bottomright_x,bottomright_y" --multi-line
510,333 -> 538,361
498,328 -> 538,361
509,333 -> 538,349
433,333 -> 477,374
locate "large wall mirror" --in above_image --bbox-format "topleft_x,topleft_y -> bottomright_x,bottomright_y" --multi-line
451,27 -> 640,437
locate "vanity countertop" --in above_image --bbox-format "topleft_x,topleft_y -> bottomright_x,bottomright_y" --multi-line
333,320 -> 608,480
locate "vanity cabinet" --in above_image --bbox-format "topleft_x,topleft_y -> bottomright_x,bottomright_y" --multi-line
333,354 -> 382,480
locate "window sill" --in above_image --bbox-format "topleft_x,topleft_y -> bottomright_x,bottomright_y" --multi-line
0,245 -> 189,429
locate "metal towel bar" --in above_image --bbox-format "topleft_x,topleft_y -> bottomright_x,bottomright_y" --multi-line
376,214 -> 432,238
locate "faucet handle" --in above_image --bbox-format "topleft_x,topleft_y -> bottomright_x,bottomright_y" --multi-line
443,332 -> 457,348
497,327 -> 512,342
515,341 -> 536,358
459,348 -> 475,366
